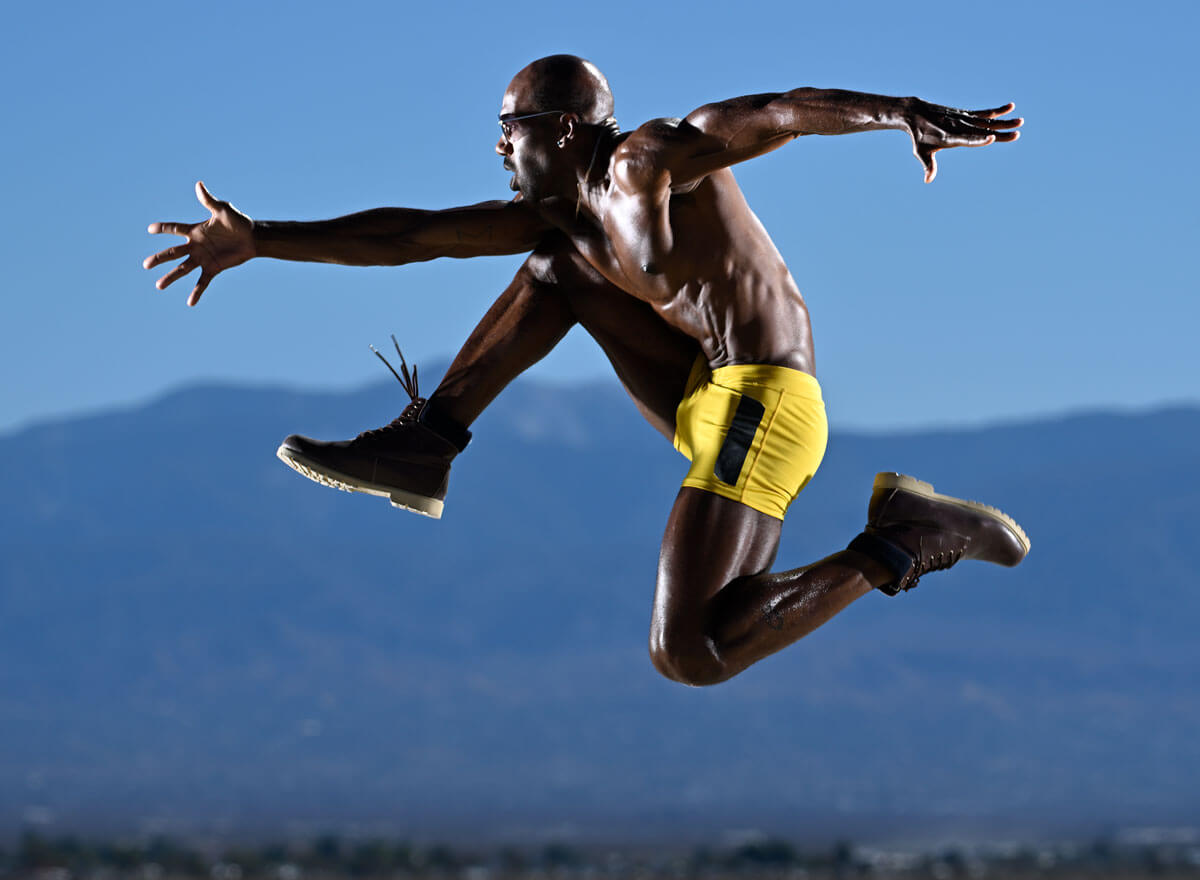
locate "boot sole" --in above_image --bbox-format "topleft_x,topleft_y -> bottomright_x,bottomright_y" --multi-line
275,445 -> 444,519
874,472 -> 1030,557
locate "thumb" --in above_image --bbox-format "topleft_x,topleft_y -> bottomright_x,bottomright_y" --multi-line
916,145 -> 938,184
196,180 -> 220,211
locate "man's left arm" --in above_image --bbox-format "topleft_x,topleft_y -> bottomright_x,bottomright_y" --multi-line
661,88 -> 1021,184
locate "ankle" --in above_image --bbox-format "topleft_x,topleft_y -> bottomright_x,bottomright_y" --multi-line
419,397 -> 472,452
840,548 -> 898,590
845,532 -> 914,594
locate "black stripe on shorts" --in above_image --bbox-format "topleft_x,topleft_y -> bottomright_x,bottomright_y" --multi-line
714,393 -> 765,485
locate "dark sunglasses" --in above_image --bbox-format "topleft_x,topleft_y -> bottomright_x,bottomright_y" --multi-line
498,110 -> 565,139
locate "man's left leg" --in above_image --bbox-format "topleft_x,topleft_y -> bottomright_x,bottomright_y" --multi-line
650,478 -> 1030,687
649,487 -> 892,686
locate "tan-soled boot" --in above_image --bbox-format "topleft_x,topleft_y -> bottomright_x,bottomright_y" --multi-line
275,340 -> 470,519
848,472 -> 1030,595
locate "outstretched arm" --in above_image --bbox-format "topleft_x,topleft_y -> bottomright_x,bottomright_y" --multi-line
144,182 -> 551,306
650,89 -> 1021,186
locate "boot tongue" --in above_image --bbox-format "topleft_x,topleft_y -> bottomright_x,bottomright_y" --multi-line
399,398 -> 427,421
369,336 -> 471,453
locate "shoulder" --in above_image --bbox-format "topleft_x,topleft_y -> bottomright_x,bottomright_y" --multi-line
494,196 -> 556,237
615,117 -> 698,159
612,118 -> 702,189
497,195 -> 543,218
446,197 -> 546,227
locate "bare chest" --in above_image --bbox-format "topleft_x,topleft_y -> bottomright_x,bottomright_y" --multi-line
560,187 -> 699,306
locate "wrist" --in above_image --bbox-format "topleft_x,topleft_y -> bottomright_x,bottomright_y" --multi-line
251,219 -> 286,260
889,96 -> 915,131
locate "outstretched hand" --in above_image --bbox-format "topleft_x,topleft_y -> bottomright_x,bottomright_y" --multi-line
902,100 -> 1022,183
144,182 -> 255,306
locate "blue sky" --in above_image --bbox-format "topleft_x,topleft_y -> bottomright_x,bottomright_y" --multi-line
3,0 -> 1196,434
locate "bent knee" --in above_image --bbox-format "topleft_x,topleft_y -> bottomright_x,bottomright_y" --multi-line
648,628 -> 727,687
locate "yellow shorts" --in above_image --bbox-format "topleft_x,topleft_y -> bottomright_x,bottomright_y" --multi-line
673,357 -> 828,520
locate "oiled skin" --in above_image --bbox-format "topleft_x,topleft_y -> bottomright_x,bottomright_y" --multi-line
145,60 -> 1020,685
544,161 -> 813,375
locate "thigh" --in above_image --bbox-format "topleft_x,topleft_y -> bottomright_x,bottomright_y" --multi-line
651,487 -> 782,647
547,244 -> 699,441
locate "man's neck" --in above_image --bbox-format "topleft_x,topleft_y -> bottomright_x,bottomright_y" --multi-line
573,129 -> 619,219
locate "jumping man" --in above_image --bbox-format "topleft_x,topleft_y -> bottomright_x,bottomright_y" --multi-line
144,55 -> 1029,686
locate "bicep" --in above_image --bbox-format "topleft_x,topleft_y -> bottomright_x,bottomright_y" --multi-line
412,200 -> 552,258
655,95 -> 801,185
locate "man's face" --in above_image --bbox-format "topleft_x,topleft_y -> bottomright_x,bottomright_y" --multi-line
496,86 -> 561,201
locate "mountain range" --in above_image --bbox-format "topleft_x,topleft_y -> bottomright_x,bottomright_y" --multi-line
1,372 -> 1197,843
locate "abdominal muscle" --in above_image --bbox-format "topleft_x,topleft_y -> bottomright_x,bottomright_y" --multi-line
655,274 -> 816,377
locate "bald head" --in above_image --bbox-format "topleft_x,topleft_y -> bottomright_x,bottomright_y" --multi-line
506,55 -> 614,124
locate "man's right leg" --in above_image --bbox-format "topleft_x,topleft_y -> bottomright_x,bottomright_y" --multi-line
429,236 -> 698,441
278,235 -> 698,514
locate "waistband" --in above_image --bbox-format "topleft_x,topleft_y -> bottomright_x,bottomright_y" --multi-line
708,361 -> 823,401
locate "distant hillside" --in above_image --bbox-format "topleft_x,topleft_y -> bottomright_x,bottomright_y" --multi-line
1,376 -> 1197,841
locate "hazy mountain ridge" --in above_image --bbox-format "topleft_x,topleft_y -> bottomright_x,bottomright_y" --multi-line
1,379 -> 1197,837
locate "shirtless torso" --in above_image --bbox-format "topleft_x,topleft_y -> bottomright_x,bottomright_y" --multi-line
145,55 -> 1028,685
544,153 -> 813,375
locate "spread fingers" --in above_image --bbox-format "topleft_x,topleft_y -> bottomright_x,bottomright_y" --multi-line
969,103 -> 1016,118
143,243 -> 191,270
147,221 -> 195,237
156,256 -> 199,290
962,114 -> 1024,131
187,272 -> 213,307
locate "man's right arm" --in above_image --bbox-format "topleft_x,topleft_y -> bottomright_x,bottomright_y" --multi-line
145,182 -> 550,306
253,200 -> 548,265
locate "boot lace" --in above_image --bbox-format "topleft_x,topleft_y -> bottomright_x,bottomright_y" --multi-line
905,546 -> 965,590
355,336 -> 424,439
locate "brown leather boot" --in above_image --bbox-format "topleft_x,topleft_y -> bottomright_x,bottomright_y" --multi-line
275,340 -> 470,519
847,473 -> 1030,595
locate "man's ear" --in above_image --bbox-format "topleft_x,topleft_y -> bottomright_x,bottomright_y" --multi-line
557,113 -> 579,147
